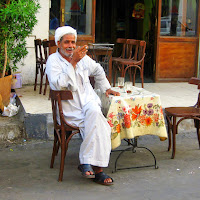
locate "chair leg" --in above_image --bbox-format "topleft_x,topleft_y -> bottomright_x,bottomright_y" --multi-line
195,120 -> 200,149
197,127 -> 200,149
113,64 -> 117,87
50,130 -> 58,168
39,65 -> 44,94
34,64 -> 39,91
171,117 -> 177,159
34,74 -> 37,91
58,130 -> 66,182
39,74 -> 43,94
132,68 -> 136,86
43,74 -> 48,95
128,68 -> 132,82
166,115 -> 172,151
140,69 -> 144,88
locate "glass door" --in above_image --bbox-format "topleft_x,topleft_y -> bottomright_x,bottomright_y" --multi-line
155,0 -> 200,82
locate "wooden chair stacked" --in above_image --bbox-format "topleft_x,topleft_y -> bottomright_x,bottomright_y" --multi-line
34,39 -> 56,95
42,39 -> 57,96
165,77 -> 200,159
50,89 -> 80,181
34,39 -> 46,94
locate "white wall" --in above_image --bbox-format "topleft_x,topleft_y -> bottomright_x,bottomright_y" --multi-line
17,0 -> 50,85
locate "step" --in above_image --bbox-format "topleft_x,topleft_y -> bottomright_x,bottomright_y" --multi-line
0,114 -> 25,141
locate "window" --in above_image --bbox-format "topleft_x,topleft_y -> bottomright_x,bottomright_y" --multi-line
65,0 -> 92,35
49,0 -> 93,36
160,0 -> 198,37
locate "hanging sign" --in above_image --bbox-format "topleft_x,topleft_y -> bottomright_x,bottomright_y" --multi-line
132,3 -> 145,19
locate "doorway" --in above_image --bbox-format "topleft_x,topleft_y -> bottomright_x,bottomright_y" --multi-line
95,0 -> 157,82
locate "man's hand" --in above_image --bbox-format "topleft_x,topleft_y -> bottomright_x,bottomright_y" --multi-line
105,88 -> 120,97
71,45 -> 88,68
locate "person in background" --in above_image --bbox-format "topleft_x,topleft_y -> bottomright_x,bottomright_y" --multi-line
50,12 -> 59,30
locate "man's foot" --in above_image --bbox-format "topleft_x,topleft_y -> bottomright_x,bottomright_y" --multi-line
78,164 -> 95,178
93,167 -> 114,185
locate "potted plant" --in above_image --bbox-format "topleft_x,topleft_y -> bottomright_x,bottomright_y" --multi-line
0,0 -> 40,106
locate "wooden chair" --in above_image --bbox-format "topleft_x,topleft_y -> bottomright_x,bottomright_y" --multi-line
165,77 -> 200,159
122,40 -> 146,88
42,39 -> 56,96
50,89 -> 80,181
34,39 -> 45,93
112,38 -> 128,86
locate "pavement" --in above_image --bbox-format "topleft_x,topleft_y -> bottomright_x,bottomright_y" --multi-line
0,82 -> 200,199
0,135 -> 200,200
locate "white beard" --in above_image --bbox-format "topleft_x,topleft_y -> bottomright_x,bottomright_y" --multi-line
60,47 -> 73,58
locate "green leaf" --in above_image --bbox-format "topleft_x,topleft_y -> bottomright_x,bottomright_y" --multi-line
0,0 -> 40,73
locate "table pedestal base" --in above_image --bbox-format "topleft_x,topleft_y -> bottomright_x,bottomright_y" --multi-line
111,138 -> 159,173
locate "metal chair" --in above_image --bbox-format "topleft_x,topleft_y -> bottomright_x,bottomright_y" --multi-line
50,89 -> 80,181
165,77 -> 200,159
88,43 -> 114,81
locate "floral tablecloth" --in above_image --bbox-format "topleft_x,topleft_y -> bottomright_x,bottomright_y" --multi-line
97,86 -> 168,149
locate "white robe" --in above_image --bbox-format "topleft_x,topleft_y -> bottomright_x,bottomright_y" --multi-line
46,51 -> 111,167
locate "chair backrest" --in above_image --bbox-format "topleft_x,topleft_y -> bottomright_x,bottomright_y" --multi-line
188,77 -> 200,108
34,39 -> 43,62
50,90 -> 79,131
126,39 -> 140,60
126,39 -> 146,64
42,39 -> 57,62
42,39 -> 50,62
49,40 -> 57,55
115,38 -> 128,59
138,40 -> 146,61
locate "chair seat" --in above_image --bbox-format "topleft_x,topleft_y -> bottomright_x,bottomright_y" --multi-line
118,58 -> 139,65
165,107 -> 200,117
112,57 -> 125,62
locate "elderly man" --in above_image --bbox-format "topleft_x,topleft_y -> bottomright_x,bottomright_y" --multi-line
46,26 -> 119,185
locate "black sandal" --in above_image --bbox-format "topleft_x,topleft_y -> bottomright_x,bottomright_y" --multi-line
94,172 -> 114,186
78,164 -> 95,179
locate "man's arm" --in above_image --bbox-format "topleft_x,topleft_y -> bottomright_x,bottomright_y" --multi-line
105,88 -> 120,97
86,56 -> 111,92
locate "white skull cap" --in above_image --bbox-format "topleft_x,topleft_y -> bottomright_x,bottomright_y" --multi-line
54,26 -> 77,45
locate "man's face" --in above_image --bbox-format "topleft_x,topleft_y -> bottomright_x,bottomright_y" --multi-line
58,34 -> 76,58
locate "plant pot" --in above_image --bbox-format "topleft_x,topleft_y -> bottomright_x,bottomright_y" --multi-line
0,75 -> 12,106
